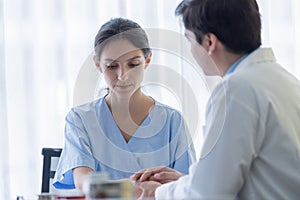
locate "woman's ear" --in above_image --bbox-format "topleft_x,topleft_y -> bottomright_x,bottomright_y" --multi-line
144,52 -> 152,69
93,55 -> 102,73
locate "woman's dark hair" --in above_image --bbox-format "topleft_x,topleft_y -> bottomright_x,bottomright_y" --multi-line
94,18 -> 151,61
175,0 -> 262,54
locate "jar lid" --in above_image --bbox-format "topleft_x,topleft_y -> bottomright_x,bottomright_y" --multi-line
88,172 -> 109,183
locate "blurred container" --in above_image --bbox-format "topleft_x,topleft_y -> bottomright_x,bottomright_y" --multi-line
83,173 -> 134,200
56,195 -> 85,200
38,193 -> 57,200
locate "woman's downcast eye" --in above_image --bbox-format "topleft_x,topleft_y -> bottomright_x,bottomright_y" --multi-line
106,63 -> 118,70
128,60 -> 141,67
103,58 -> 143,70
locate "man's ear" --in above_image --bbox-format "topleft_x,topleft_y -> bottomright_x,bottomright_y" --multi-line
144,52 -> 152,69
93,55 -> 102,73
204,33 -> 218,55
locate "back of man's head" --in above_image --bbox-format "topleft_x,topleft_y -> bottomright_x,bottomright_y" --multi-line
175,0 -> 262,54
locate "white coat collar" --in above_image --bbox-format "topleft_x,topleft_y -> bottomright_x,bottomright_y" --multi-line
234,47 -> 276,73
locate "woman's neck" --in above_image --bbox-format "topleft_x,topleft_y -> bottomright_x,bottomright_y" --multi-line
105,89 -> 155,141
105,89 -> 153,117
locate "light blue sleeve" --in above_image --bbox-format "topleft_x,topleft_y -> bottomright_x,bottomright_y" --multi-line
53,109 -> 96,189
170,111 -> 196,174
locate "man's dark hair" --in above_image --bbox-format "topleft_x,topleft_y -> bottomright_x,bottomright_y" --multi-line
175,0 -> 262,54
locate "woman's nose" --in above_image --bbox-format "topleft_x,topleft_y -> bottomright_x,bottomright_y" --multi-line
117,66 -> 129,81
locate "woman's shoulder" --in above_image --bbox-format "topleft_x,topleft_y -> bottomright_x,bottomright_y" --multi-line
69,97 -> 104,115
153,99 -> 183,118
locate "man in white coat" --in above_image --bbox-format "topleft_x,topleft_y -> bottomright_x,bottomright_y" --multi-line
131,0 -> 300,199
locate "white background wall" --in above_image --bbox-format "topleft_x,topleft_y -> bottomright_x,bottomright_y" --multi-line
1,0 -> 299,199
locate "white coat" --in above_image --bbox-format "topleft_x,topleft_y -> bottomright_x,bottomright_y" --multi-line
156,48 -> 300,199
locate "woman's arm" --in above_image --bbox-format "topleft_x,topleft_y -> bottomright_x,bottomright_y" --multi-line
73,166 -> 94,190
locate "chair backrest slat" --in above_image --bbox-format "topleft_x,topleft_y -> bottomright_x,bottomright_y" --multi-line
41,148 -> 62,193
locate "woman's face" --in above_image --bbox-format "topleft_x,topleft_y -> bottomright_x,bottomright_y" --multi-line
95,39 -> 151,97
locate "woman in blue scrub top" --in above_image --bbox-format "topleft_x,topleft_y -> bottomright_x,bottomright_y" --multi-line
53,18 -> 195,190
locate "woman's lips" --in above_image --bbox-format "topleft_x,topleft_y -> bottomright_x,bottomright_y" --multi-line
115,84 -> 132,89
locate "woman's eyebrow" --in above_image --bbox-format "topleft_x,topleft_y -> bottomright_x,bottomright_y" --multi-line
126,56 -> 142,61
103,56 -> 142,63
103,58 -> 115,62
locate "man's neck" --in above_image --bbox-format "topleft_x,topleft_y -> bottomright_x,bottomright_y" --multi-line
217,52 -> 245,77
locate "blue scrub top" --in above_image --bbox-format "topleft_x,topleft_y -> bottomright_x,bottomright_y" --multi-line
53,97 -> 195,189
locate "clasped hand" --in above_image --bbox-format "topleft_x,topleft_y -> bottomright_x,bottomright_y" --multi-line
130,166 -> 184,199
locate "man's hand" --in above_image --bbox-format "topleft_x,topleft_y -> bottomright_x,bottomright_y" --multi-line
135,181 -> 162,199
130,166 -> 184,184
